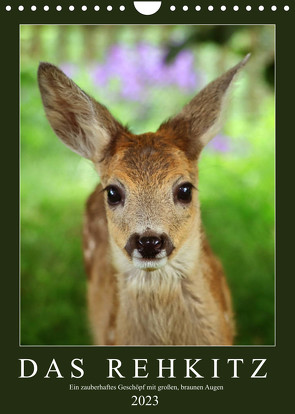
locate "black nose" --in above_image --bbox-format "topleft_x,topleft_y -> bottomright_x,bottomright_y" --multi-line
125,232 -> 174,259
137,236 -> 163,258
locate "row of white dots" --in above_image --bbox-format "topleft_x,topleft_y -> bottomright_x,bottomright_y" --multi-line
5,5 -> 126,11
4,5 -> 292,12
172,5 -> 290,12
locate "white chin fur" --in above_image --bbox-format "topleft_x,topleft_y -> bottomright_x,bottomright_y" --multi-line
132,256 -> 168,271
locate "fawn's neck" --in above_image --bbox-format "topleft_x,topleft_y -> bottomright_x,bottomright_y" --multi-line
113,227 -> 220,345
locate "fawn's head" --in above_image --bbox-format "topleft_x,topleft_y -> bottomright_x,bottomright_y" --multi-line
38,56 -> 249,273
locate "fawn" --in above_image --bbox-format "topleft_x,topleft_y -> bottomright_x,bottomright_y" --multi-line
38,54 -> 249,345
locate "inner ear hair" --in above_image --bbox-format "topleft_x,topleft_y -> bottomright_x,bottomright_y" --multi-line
38,62 -> 124,161
158,54 -> 250,160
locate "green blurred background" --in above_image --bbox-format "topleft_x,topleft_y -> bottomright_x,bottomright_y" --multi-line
21,25 -> 275,345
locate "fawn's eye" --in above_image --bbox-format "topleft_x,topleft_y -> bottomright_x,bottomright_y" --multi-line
175,183 -> 193,204
106,186 -> 123,206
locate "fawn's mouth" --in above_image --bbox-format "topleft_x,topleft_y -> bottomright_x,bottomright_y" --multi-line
131,250 -> 168,271
125,232 -> 174,271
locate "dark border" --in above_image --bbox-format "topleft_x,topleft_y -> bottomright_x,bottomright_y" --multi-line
3,0 -> 291,410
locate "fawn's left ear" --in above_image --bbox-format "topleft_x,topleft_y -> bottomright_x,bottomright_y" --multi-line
158,54 -> 250,159
38,62 -> 123,161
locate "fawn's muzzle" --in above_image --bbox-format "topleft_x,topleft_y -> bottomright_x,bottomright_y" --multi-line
125,231 -> 174,260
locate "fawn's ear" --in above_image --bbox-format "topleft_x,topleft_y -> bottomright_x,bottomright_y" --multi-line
38,62 -> 122,160
158,54 -> 250,159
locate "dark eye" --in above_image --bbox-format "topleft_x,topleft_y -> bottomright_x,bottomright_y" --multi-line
175,183 -> 193,204
106,186 -> 123,206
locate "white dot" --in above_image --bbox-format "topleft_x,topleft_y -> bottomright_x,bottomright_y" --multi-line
107,5 -> 112,11
183,5 -> 188,11
259,5 -> 264,11
31,5 -> 36,11
69,5 -> 74,11
221,5 -> 226,11
18,5 -> 24,11
44,5 -> 49,11
82,5 -> 87,11
271,5 -> 277,11
94,5 -> 100,11
284,5 -> 290,11
56,5 -> 62,11
233,5 -> 239,11
170,5 -> 176,11
246,5 -> 251,11
208,5 -> 214,11
6,5 -> 11,11
195,5 -> 201,11
120,5 -> 125,11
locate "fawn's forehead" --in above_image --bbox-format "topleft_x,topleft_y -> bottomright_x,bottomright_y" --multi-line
101,132 -> 196,184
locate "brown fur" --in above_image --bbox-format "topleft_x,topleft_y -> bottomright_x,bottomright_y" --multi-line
38,55 -> 249,345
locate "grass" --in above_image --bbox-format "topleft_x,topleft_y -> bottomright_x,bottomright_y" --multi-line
199,154 -> 274,344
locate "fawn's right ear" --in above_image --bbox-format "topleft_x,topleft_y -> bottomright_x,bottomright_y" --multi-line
38,62 -> 122,160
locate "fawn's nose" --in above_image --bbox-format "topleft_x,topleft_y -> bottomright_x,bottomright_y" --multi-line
137,235 -> 163,258
125,231 -> 174,259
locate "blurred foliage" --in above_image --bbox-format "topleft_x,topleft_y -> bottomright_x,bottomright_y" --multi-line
21,25 -> 275,345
